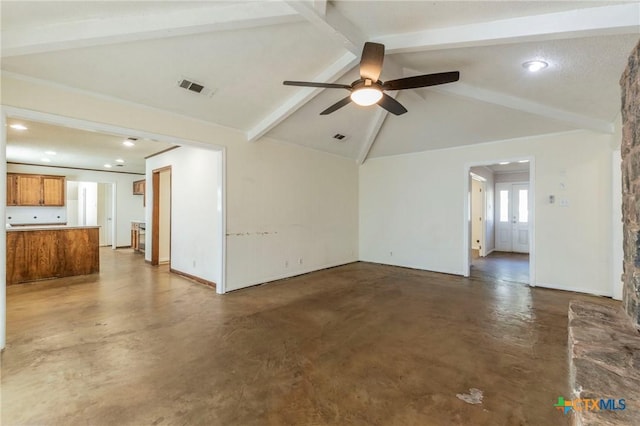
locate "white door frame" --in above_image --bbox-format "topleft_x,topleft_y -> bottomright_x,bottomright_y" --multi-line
463,157 -> 536,286
0,106 -> 228,350
470,173 -> 486,256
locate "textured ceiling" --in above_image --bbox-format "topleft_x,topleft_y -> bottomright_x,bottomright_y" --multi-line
1,1 -> 638,166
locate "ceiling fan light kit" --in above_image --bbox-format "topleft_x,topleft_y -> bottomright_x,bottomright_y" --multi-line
284,42 -> 460,116
351,85 -> 383,106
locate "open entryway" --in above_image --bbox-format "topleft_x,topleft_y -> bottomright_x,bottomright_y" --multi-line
466,160 -> 533,285
68,181 -> 116,248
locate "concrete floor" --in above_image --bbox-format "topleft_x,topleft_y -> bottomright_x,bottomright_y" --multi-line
1,248 -> 605,425
471,250 -> 530,284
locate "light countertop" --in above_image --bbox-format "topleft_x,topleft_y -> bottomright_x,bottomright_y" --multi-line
7,225 -> 100,232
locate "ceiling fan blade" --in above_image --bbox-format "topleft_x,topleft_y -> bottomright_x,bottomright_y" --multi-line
320,96 -> 352,115
377,93 -> 407,115
359,42 -> 385,82
382,71 -> 460,91
283,81 -> 351,89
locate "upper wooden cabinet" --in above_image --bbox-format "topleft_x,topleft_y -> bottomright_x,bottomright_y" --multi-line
133,179 -> 145,195
7,173 -> 66,206
42,176 -> 65,206
6,174 -> 18,206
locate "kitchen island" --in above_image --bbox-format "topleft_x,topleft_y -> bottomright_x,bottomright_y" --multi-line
6,226 -> 100,285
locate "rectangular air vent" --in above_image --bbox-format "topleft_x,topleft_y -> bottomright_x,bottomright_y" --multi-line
178,78 -> 214,97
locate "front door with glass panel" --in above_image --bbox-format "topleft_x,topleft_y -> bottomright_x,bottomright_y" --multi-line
495,182 -> 530,253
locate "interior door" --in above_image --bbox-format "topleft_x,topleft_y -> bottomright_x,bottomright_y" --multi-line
97,183 -> 113,247
495,182 -> 530,253
511,183 -> 530,253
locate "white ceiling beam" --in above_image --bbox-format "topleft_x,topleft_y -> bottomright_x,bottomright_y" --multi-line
247,1 -> 366,142
247,52 -> 358,142
285,0 -> 366,54
356,91 -> 398,165
313,0 -> 328,17
376,3 -> 640,54
2,2 -> 301,57
428,82 -> 614,134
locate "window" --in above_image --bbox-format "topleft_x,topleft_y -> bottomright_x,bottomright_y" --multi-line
499,190 -> 509,222
519,189 -> 528,223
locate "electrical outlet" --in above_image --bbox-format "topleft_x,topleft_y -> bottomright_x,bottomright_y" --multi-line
192,260 -> 196,267
285,260 -> 289,267
298,258 -> 303,265
390,251 -> 393,256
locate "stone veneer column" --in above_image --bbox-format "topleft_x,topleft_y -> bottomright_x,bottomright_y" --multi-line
621,39 -> 640,329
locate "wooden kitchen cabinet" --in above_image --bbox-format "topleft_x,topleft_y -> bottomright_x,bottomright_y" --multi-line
133,179 -> 145,195
42,176 -> 65,205
7,173 -> 66,206
6,173 -> 18,206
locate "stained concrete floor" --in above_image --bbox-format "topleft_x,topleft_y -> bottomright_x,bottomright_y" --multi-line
1,248 -> 604,425
471,250 -> 530,285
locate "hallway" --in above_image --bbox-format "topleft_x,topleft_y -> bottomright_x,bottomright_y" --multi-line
1,248 -> 608,425
471,250 -> 530,285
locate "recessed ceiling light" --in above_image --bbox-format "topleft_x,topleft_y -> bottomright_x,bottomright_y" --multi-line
104,164 -> 112,168
41,158 -> 51,163
499,162 -> 510,165
122,141 -> 135,147
518,160 -> 530,163
45,151 -> 57,155
10,124 -> 28,131
522,60 -> 548,73
115,158 -> 125,163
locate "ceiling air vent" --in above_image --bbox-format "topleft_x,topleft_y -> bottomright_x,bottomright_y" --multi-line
333,133 -> 347,141
177,77 -> 215,97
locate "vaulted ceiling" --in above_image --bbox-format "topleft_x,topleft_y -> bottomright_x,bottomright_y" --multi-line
2,1 -> 639,166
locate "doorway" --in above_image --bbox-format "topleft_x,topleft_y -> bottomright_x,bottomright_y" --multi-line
68,181 -> 115,248
151,167 -> 171,266
465,159 -> 534,285
470,174 -> 486,256
495,182 -> 530,253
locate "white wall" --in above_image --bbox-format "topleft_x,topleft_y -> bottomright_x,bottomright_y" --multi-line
146,147 -> 220,283
66,181 -> 79,226
1,74 -> 356,292
495,171 -> 530,183
6,163 -> 143,246
360,130 -> 617,296
77,181 -> 97,226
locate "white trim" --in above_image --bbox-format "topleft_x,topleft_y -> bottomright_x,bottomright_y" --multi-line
217,147 -> 227,294
0,111 -> 7,350
535,282 -> 612,298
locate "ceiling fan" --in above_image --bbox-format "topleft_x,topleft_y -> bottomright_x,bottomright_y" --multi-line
283,42 -> 460,116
